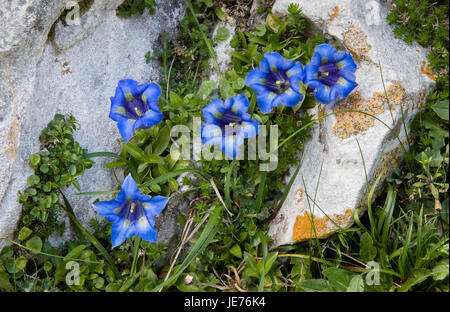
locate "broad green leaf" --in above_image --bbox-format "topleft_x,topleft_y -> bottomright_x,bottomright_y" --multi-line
214,7 -> 227,21
360,232 -> 377,262
297,279 -> 331,292
29,154 -> 40,167
152,125 -> 171,155
199,80 -> 216,97
432,100 -> 449,120
26,236 -> 43,253
18,227 -> 32,241
229,244 -> 242,258
64,245 -> 87,261
219,77 -> 235,99
431,259 -> 449,281
347,275 -> 364,292
322,267 -> 351,291
215,27 -> 230,41
254,24 -> 266,36
266,13 -> 284,33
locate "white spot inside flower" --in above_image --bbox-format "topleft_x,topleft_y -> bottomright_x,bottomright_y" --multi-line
185,275 -> 193,284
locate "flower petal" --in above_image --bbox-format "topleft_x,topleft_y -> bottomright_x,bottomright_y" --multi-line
314,84 -> 339,104
260,52 -> 285,73
141,83 -> 162,112
203,98 -> 226,123
201,123 -> 223,145
273,87 -> 303,107
245,68 -> 268,93
304,63 -> 321,88
334,77 -> 358,98
256,90 -> 277,114
336,53 -> 357,73
222,134 -> 244,159
314,43 -> 337,64
117,117 -> 136,143
134,109 -> 163,130
109,87 -> 127,121
118,79 -> 139,101
142,196 -> 169,218
134,216 -> 158,243
230,94 -> 249,116
121,174 -> 140,200
240,119 -> 259,139
93,199 -> 121,217
111,219 -> 132,248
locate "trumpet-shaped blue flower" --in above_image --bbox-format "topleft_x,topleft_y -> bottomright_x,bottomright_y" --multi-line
109,79 -> 163,142
245,52 -> 305,114
304,43 -> 358,104
201,94 -> 259,159
93,174 -> 169,248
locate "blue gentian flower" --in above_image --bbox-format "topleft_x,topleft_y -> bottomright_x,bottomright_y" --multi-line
201,94 -> 259,159
93,174 -> 169,248
245,52 -> 305,114
304,43 -> 358,104
109,79 -> 163,142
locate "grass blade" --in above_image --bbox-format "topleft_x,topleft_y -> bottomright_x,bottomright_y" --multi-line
60,191 -> 122,280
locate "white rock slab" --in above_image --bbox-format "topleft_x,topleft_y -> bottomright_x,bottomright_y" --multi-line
0,0 -> 184,246
268,0 -> 436,247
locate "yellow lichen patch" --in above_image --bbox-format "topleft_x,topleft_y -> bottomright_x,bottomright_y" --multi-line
333,82 -> 407,140
327,6 -> 339,26
420,61 -> 436,81
342,24 -> 372,62
292,209 -> 353,242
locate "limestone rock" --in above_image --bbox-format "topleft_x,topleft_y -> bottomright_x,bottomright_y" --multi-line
0,0 -> 185,247
268,0 -> 435,247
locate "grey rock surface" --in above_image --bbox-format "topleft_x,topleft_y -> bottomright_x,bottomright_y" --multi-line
267,0 -> 436,247
0,0 -> 185,247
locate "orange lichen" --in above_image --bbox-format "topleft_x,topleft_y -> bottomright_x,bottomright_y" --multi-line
420,61 -> 436,81
292,209 -> 353,242
342,24 -> 371,62
327,6 -> 339,26
333,82 -> 407,140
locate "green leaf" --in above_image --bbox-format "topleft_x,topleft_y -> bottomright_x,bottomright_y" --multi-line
360,232 -> 377,262
347,275 -> 364,292
64,245 -> 87,261
432,100 -> 449,120
27,175 -> 40,186
219,77 -> 235,99
215,27 -> 230,41
26,236 -> 43,253
322,267 -> 351,291
199,80 -> 216,97
431,259 -> 449,281
297,279 -> 331,292
18,227 -> 32,241
122,142 -> 148,163
232,77 -> 245,90
397,269 -> 431,292
266,13 -> 284,33
214,7 -> 227,21
229,244 -> 242,258
254,24 -> 266,36
29,154 -> 40,167
152,125 -> 171,155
